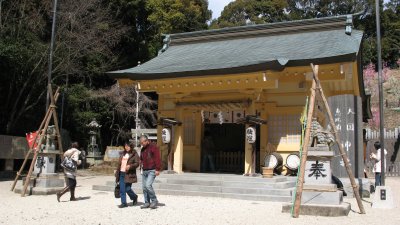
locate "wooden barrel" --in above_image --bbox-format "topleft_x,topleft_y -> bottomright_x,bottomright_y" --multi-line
263,152 -> 283,169
262,167 -> 273,178
286,152 -> 300,171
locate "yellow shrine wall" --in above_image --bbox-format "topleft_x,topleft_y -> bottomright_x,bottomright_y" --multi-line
119,61 -> 361,173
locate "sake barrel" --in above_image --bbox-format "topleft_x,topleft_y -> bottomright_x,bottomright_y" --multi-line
285,152 -> 300,171
263,152 -> 283,169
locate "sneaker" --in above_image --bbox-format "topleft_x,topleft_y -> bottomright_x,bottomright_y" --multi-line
118,203 -> 128,208
132,195 -> 138,206
140,203 -> 150,209
149,202 -> 157,209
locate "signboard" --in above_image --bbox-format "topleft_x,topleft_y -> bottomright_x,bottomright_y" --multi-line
328,94 -> 363,178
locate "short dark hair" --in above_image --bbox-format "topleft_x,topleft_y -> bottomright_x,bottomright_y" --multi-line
374,141 -> 381,150
71,142 -> 79,149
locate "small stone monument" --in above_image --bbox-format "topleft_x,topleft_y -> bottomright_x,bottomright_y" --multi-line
86,119 -> 103,165
282,119 -> 350,216
15,125 -> 64,195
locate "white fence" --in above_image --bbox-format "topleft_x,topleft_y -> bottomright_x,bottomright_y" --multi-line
365,127 -> 400,140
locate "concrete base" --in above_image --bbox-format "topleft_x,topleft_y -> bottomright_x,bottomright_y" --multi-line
301,190 -> 343,205
340,178 -> 371,198
13,173 -> 65,195
282,203 -> 351,217
372,186 -> 394,209
86,157 -> 104,166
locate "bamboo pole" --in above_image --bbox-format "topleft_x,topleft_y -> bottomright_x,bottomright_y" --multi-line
311,64 -> 366,214
293,67 -> 318,218
10,89 -> 60,192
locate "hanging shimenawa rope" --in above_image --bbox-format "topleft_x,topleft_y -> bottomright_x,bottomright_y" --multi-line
291,96 -> 309,217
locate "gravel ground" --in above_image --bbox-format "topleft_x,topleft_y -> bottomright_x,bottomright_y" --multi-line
1,174 -> 399,225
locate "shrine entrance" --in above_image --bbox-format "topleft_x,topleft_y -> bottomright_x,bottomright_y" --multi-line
202,123 -> 245,173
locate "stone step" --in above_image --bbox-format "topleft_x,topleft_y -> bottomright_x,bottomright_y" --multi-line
155,189 -> 292,202
94,182 -> 292,197
161,173 -> 288,183
157,183 -> 292,196
163,178 -> 295,189
93,173 -> 296,202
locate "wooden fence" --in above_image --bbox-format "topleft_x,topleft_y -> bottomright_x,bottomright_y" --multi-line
215,151 -> 244,173
365,127 -> 400,176
365,161 -> 400,177
365,127 -> 400,140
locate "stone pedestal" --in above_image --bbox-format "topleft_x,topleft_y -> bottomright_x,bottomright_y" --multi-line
86,154 -> 104,166
282,147 -> 350,216
16,149 -> 66,195
34,153 -> 57,174
14,173 -> 64,195
372,186 -> 394,209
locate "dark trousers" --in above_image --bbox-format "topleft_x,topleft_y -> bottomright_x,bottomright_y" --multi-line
67,178 -> 76,189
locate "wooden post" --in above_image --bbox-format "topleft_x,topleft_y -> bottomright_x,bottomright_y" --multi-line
48,86 -> 64,154
10,88 -> 60,192
311,64 -> 366,214
292,70 -> 317,218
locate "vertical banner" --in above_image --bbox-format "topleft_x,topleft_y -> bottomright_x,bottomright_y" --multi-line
328,94 -> 363,178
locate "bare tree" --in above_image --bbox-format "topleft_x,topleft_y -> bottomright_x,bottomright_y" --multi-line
0,0 -> 127,134
93,84 -> 157,145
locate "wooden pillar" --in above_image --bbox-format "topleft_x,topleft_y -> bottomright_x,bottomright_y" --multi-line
195,110 -> 202,172
244,102 -> 256,174
173,107 -> 184,173
259,105 -> 268,168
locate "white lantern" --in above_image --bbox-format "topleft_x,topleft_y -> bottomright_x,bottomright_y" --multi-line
246,127 -> 256,143
161,128 -> 171,144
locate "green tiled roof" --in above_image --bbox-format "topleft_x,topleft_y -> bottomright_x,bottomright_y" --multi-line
109,15 -> 363,80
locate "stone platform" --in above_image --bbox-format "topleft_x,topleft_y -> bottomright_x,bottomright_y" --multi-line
281,202 -> 351,217
13,173 -> 65,195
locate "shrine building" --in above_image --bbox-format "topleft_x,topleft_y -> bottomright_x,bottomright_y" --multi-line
109,15 -> 370,177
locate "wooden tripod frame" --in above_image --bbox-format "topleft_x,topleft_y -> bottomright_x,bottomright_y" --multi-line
10,84 -> 64,197
292,64 -> 365,217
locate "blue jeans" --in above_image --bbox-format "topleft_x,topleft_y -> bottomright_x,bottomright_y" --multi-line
142,169 -> 157,203
119,172 -> 137,204
375,172 -> 382,187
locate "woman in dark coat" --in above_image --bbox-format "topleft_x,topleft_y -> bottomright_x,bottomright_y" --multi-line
115,142 -> 140,208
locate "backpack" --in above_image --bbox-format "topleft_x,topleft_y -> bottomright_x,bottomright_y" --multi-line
61,156 -> 77,171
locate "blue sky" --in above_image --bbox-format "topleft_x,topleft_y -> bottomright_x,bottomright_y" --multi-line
209,0 -> 234,19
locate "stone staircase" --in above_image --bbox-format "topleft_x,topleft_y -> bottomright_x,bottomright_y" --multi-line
92,173 -> 296,202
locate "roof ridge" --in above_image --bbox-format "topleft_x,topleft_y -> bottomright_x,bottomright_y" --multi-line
168,15 -> 352,46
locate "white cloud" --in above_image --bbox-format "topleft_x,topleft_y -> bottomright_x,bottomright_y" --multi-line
208,0 -> 234,19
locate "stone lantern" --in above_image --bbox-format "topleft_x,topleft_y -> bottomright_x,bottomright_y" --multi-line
86,119 -> 102,165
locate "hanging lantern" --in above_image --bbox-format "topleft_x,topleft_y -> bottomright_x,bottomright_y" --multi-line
161,128 -> 171,144
246,127 -> 256,143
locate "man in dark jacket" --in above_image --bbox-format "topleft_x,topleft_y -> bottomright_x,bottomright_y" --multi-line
139,135 -> 161,209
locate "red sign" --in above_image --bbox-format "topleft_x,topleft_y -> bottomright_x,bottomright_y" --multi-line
26,131 -> 39,149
